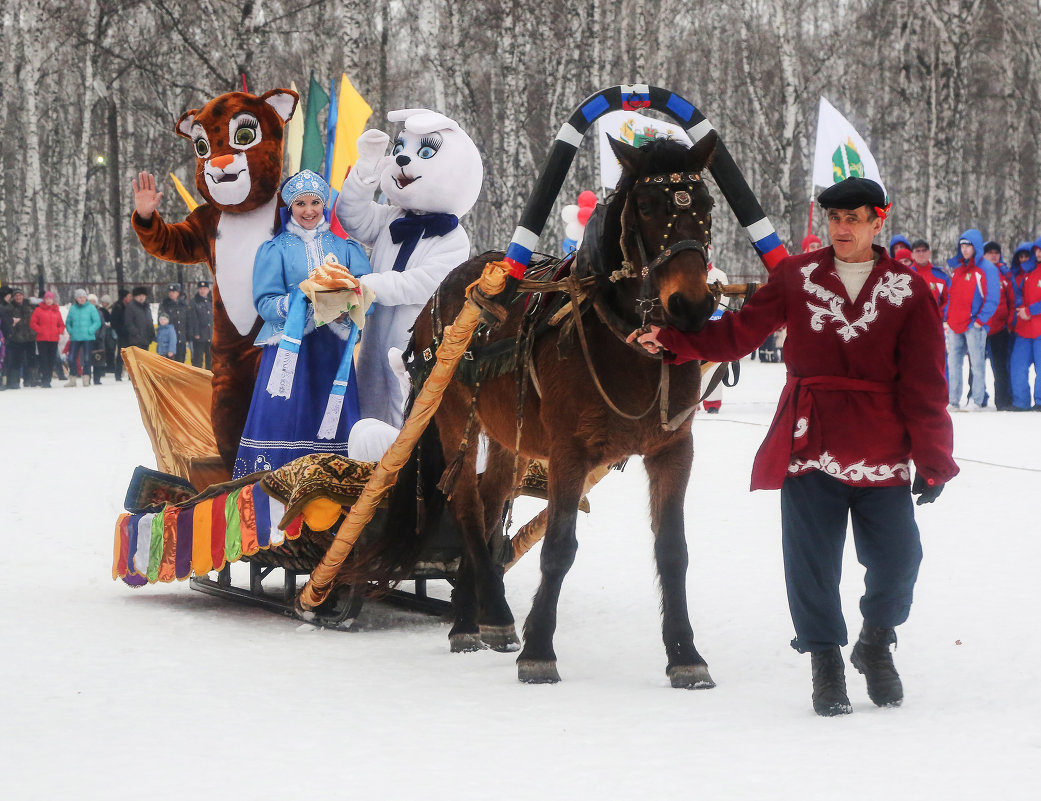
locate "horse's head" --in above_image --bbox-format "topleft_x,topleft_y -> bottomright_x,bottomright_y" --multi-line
609,133 -> 719,333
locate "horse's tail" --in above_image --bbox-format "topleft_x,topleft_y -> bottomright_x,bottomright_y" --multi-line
335,422 -> 448,592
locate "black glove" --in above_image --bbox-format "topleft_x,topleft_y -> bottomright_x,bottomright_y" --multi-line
911,473 -> 944,505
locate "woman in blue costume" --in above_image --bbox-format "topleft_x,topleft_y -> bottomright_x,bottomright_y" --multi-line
234,170 -> 372,478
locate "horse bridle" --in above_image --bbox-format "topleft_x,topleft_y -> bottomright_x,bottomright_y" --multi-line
618,171 -> 718,328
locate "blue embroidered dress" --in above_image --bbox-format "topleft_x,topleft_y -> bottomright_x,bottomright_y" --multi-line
233,218 -> 371,478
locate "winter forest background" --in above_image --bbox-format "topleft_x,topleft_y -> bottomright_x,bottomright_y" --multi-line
2,0 -> 1041,291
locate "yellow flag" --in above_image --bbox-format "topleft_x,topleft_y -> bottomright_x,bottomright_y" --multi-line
286,79 -> 304,176
329,73 -> 373,191
169,173 -> 199,212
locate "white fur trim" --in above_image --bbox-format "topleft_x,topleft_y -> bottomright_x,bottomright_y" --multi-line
214,194 -> 278,335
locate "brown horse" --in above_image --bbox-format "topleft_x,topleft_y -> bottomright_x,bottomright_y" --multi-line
353,134 -> 721,687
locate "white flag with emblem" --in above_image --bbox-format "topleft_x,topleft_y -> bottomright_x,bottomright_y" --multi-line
597,110 -> 694,189
812,97 -> 886,197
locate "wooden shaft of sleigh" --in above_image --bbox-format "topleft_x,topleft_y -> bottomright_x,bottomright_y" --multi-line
297,260 -> 511,611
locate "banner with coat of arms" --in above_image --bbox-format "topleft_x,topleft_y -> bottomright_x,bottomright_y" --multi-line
812,97 -> 886,197
596,110 -> 694,189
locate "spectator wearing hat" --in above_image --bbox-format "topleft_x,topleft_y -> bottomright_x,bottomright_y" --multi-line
87,293 -> 108,385
945,229 -> 1000,411
186,280 -> 214,370
64,288 -> 102,387
29,291 -> 64,387
159,282 -> 189,363
1010,237 -> 1041,410
888,233 -> 911,258
126,286 -> 155,351
4,287 -> 37,388
109,289 -> 131,380
801,234 -> 823,253
909,240 -> 950,312
156,312 -> 177,359
632,177 -> 957,717
981,241 -> 1015,410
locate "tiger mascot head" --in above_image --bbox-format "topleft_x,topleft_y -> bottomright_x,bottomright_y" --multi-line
175,89 -> 299,212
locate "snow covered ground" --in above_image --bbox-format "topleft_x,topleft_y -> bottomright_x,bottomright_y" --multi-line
1,358 -> 1038,800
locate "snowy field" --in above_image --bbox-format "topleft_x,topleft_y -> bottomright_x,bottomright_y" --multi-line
1,358 -> 1038,800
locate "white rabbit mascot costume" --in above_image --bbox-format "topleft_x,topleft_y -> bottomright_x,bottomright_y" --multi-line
334,108 -> 483,430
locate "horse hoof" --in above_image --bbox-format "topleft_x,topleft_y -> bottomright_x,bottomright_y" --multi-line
668,664 -> 716,689
517,659 -> 561,684
480,624 -> 521,652
450,632 -> 487,653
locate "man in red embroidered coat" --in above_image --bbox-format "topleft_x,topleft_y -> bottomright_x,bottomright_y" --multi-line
631,177 -> 958,716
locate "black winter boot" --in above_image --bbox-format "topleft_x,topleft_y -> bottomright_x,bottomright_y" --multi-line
811,647 -> 853,716
850,623 -> 903,707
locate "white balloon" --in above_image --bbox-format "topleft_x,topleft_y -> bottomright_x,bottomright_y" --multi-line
565,221 -> 585,241
561,204 -> 579,224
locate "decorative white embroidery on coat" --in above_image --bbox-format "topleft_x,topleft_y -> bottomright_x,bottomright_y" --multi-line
793,417 -> 809,439
802,264 -> 914,342
788,451 -> 910,482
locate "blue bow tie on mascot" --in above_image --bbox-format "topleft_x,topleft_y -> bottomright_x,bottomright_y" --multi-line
333,108 -> 484,432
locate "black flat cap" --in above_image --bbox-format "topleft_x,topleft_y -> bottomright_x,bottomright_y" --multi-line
817,177 -> 886,210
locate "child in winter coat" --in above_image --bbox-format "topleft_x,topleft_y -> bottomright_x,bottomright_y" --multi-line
156,313 -> 178,360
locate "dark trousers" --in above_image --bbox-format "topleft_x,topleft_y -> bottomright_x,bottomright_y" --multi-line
67,340 -> 93,379
781,470 -> 922,653
36,341 -> 57,385
4,341 -> 35,386
988,330 -> 1013,409
175,338 -> 187,364
190,339 -> 212,370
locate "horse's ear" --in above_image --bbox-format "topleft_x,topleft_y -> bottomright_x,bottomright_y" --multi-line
687,130 -> 718,172
607,136 -> 642,176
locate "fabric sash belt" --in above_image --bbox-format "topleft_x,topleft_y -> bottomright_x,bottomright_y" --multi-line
751,374 -> 896,491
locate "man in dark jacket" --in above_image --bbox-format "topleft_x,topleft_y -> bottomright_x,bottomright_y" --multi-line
5,287 -> 37,389
109,289 -> 131,380
159,282 -> 189,363
186,280 -> 214,369
126,286 -> 156,350
0,285 -> 14,387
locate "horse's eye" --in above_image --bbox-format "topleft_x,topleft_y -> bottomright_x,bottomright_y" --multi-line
636,200 -> 653,216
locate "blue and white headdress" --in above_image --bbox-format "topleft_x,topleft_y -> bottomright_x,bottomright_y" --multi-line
281,169 -> 330,207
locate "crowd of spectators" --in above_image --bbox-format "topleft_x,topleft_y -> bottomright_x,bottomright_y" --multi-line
0,281 -> 214,390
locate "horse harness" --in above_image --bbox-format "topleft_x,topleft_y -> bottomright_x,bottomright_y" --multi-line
407,171 -> 748,433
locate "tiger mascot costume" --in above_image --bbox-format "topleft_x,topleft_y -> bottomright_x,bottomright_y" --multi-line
132,89 -> 298,474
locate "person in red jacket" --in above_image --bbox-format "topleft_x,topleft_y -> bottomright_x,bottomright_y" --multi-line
909,239 -> 950,313
29,291 -> 65,388
631,177 -> 958,717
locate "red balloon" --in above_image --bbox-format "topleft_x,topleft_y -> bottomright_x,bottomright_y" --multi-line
577,190 -> 597,209
577,206 -> 593,225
